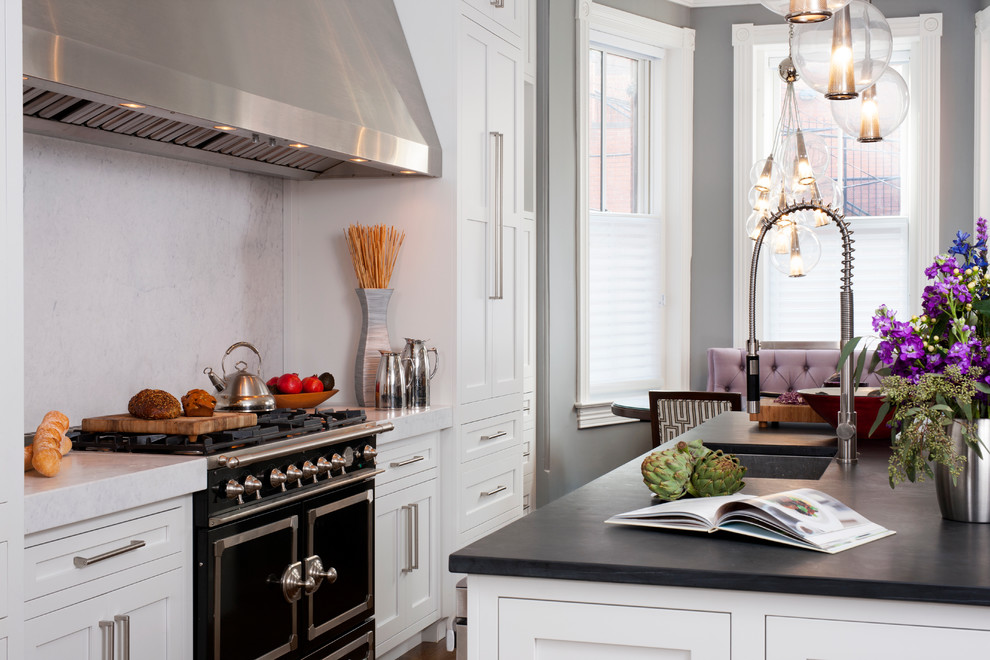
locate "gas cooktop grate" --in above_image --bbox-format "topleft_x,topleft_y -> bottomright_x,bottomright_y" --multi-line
69,408 -> 368,456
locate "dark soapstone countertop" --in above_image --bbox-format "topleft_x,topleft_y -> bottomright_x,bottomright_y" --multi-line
449,412 -> 990,607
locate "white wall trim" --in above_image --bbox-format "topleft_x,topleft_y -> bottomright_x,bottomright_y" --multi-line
574,0 -> 694,428
731,15 -> 942,347
976,7 -> 990,224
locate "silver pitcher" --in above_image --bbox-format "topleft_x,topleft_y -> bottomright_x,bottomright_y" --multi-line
401,338 -> 439,409
375,350 -> 408,410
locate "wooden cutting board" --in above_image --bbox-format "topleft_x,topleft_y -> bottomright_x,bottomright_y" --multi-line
749,400 -> 826,426
81,411 -> 257,441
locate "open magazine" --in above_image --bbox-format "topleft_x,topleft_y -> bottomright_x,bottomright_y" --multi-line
605,488 -> 894,554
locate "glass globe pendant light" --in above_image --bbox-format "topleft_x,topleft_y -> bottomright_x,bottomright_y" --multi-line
830,66 -> 909,142
760,0 -> 851,24
792,0 -> 892,100
769,223 -> 822,277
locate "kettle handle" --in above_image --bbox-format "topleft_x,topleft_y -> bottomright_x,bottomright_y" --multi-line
221,341 -> 265,379
428,348 -> 439,380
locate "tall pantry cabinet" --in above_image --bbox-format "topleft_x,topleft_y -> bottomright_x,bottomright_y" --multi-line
452,1 -> 529,555
0,1 -> 25,658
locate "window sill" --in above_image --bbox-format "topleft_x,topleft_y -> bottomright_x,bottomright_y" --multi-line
574,401 -> 639,429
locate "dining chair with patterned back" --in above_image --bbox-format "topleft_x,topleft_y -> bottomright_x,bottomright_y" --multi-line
648,391 -> 743,448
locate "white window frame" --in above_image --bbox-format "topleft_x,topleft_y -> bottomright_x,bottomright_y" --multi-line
731,15 -> 942,347
976,7 -> 990,224
575,0 -> 695,428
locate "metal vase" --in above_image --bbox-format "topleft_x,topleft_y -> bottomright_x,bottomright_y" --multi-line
935,420 -> 990,523
354,288 -> 392,407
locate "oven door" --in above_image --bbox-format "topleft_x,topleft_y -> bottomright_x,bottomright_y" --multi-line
208,513 -> 300,660
304,481 -> 374,645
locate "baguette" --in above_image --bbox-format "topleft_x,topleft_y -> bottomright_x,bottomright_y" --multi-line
30,410 -> 71,477
31,424 -> 62,477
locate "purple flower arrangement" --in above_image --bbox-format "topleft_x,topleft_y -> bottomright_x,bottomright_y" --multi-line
850,218 -> 990,486
871,218 -> 990,385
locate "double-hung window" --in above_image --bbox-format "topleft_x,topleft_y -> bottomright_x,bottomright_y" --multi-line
732,16 -> 942,345
576,4 -> 694,428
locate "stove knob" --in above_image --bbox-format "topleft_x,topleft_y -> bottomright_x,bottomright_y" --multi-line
359,445 -> 378,462
223,479 -> 245,500
302,460 -> 319,479
316,457 -> 332,475
286,464 -> 303,484
343,447 -> 355,467
243,475 -> 262,498
330,453 -> 346,471
270,468 -> 287,489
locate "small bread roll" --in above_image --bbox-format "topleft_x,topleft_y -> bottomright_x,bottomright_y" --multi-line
31,423 -> 63,477
24,445 -> 33,471
60,433 -> 72,456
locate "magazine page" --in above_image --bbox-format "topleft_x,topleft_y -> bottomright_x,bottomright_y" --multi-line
606,493 -> 750,530
717,488 -> 892,551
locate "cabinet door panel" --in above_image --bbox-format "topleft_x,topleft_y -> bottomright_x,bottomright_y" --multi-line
401,479 -> 438,628
766,616 -> 990,659
491,222 -> 521,397
498,598 -> 730,660
374,490 -> 403,644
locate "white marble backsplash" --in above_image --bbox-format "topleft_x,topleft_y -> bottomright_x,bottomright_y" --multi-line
23,135 -> 285,428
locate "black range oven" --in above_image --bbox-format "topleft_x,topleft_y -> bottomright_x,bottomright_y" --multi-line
72,409 -> 391,660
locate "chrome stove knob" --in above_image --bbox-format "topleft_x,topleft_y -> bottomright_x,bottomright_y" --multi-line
223,479 -> 245,500
301,460 -> 319,479
316,457 -> 332,475
285,464 -> 303,484
242,475 -> 262,498
359,445 -> 378,462
330,453 -> 346,471
270,468 -> 287,489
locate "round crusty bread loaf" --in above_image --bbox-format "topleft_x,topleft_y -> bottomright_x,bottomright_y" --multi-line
128,389 -> 181,420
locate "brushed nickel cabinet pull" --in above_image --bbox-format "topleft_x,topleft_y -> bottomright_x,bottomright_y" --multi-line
481,431 -> 507,441
114,615 -> 131,660
402,505 -> 414,573
410,502 -> 420,571
99,620 -> 115,660
74,540 -> 145,568
482,485 -> 507,497
390,455 -> 426,468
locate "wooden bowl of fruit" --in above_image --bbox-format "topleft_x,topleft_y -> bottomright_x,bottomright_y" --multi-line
268,372 -> 337,409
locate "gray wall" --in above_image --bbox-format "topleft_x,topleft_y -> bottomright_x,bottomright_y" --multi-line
539,0 -> 982,507
538,0 -> 690,507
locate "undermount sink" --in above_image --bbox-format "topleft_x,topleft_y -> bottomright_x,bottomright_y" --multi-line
735,453 -> 832,480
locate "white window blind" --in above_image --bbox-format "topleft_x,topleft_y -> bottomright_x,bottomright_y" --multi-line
588,212 -> 665,400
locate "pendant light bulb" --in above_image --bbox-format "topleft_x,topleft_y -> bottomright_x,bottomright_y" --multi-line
858,85 -> 881,142
752,155 -> 781,192
826,4 -> 856,100
793,130 -> 816,186
760,0 -> 850,24
787,225 -> 805,277
830,66 -> 909,143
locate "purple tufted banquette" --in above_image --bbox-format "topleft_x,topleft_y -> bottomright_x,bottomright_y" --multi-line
706,348 -> 882,403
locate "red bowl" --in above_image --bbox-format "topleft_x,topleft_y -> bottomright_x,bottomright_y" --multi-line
798,388 -> 894,440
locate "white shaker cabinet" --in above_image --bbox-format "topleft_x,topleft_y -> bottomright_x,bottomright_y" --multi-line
375,433 -> 441,657
457,15 -> 525,410
461,0 -> 526,40
22,497 -> 192,660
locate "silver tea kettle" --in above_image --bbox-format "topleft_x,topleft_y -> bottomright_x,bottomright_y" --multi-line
204,341 -> 276,412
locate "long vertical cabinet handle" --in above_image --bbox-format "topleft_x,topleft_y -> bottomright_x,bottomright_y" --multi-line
402,504 -> 413,573
115,615 -> 131,660
99,620 -> 115,660
497,131 -> 505,300
489,131 -> 505,300
410,502 -> 420,571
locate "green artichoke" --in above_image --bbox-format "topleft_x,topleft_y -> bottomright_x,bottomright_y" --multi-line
687,450 -> 747,498
641,441 -> 695,500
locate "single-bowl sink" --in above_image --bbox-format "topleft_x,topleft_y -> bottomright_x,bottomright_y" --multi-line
736,453 -> 832,480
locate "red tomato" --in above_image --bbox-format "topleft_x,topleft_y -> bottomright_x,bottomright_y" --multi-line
301,376 -> 324,393
276,373 -> 303,394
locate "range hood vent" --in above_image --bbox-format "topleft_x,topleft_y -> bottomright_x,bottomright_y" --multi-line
22,0 -> 441,181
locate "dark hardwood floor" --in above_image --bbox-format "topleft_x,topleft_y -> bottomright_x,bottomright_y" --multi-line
395,639 -> 456,660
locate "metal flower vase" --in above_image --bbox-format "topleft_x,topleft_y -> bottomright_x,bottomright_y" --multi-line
354,288 -> 393,407
935,420 -> 990,523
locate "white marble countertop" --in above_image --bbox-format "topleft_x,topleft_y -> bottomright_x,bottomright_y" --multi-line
24,405 -> 452,536
24,451 -> 206,536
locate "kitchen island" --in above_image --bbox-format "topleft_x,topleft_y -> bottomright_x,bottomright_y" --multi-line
449,412 -> 990,659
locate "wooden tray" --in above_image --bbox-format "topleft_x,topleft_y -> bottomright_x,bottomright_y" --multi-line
81,411 -> 258,442
749,400 -> 826,426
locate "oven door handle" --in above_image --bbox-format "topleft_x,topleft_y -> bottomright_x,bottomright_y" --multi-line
303,555 -> 338,595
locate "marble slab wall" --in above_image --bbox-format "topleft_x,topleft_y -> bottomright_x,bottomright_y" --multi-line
23,134 -> 285,428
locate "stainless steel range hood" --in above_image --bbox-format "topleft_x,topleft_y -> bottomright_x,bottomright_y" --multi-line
22,0 -> 441,180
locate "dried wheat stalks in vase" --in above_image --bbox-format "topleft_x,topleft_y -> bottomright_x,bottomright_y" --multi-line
344,223 -> 406,289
